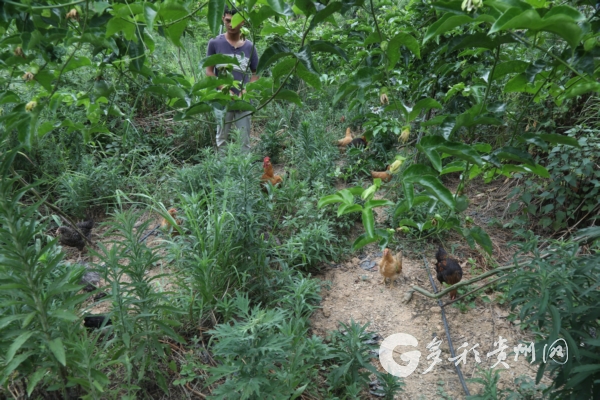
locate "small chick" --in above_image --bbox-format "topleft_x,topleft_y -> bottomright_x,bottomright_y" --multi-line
56,219 -> 94,255
160,208 -> 181,236
378,248 -> 403,287
337,127 -> 353,146
371,166 -> 392,183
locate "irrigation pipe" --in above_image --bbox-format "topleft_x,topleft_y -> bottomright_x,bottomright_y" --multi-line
423,255 -> 471,397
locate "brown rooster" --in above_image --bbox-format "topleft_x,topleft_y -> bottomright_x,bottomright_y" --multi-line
337,127 -> 353,147
378,248 -> 403,287
261,157 -> 283,191
160,208 -> 182,236
435,246 -> 463,300
56,219 -> 93,252
370,166 -> 391,183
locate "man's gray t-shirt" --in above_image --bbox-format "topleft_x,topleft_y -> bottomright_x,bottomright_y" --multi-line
207,34 -> 259,94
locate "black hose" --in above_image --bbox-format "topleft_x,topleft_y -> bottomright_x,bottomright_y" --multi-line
423,255 -> 471,397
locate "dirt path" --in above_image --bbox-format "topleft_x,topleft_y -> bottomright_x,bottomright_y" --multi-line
311,249 -> 550,399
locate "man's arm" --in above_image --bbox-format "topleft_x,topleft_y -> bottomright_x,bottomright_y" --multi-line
206,65 -> 216,77
206,39 -> 216,77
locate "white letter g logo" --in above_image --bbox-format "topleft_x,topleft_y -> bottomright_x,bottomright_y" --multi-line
379,333 -> 421,378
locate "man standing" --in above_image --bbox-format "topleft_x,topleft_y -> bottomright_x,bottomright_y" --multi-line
206,7 -> 259,153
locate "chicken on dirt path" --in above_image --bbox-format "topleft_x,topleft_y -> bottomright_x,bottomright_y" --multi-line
378,248 -> 403,288
435,246 -> 463,300
56,219 -> 94,260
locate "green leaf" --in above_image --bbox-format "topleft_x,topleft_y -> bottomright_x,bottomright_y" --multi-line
261,25 -> 289,36
48,338 -> 66,366
308,2 -> 342,31
165,20 -> 187,48
440,160 -> 466,175
63,56 -> 92,73
538,133 -> 579,147
492,60 -> 529,80
469,226 -> 493,254
437,141 -> 483,166
489,7 -> 582,49
352,233 -> 379,251
361,184 -> 377,201
402,180 -> 414,209
424,14 -> 493,44
362,208 -> 375,237
296,62 -> 321,89
202,53 -> 241,68
387,33 -> 420,70
416,145 -> 442,172
274,89 -> 302,106
106,17 -> 136,40
207,0 -> 226,36
294,45 -> 318,74
310,40 -> 348,61
6,331 -> 34,364
405,175 -> 455,210
455,195 -> 469,212
563,81 -> 600,99
318,194 -> 343,208
1,351 -> 34,386
338,203 -> 362,216
408,98 -> 442,121
267,0 -> 286,14
364,199 -> 395,209
27,369 -> 46,396
492,146 -> 535,166
394,195 -> 434,217
403,164 -> 438,179
34,70 -> 54,91
294,0 -> 316,16
257,42 -> 292,74
228,100 -> 256,112
144,3 -> 158,30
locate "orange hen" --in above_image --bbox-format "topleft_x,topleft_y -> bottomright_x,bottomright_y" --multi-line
261,157 -> 283,191
161,208 -> 182,236
371,166 -> 392,183
378,248 -> 403,287
337,127 -> 353,146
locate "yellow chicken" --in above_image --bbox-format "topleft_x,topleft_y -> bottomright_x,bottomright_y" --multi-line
337,127 -> 353,146
378,248 -> 403,287
160,208 -> 182,236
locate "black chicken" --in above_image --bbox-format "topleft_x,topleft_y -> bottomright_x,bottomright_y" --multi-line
83,315 -> 112,330
435,246 -> 463,300
56,219 -> 94,251
347,136 -> 367,149
78,263 -> 108,300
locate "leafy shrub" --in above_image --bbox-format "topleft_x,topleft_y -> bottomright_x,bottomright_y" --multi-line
206,293 -> 331,399
511,128 -> 600,231
0,150 -> 89,398
505,230 -> 600,399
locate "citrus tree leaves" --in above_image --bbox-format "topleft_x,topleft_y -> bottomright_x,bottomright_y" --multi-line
489,6 -> 583,48
387,33 -> 420,69
207,0 -> 226,35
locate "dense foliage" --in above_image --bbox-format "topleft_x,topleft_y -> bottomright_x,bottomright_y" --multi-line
1,0 -> 600,397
